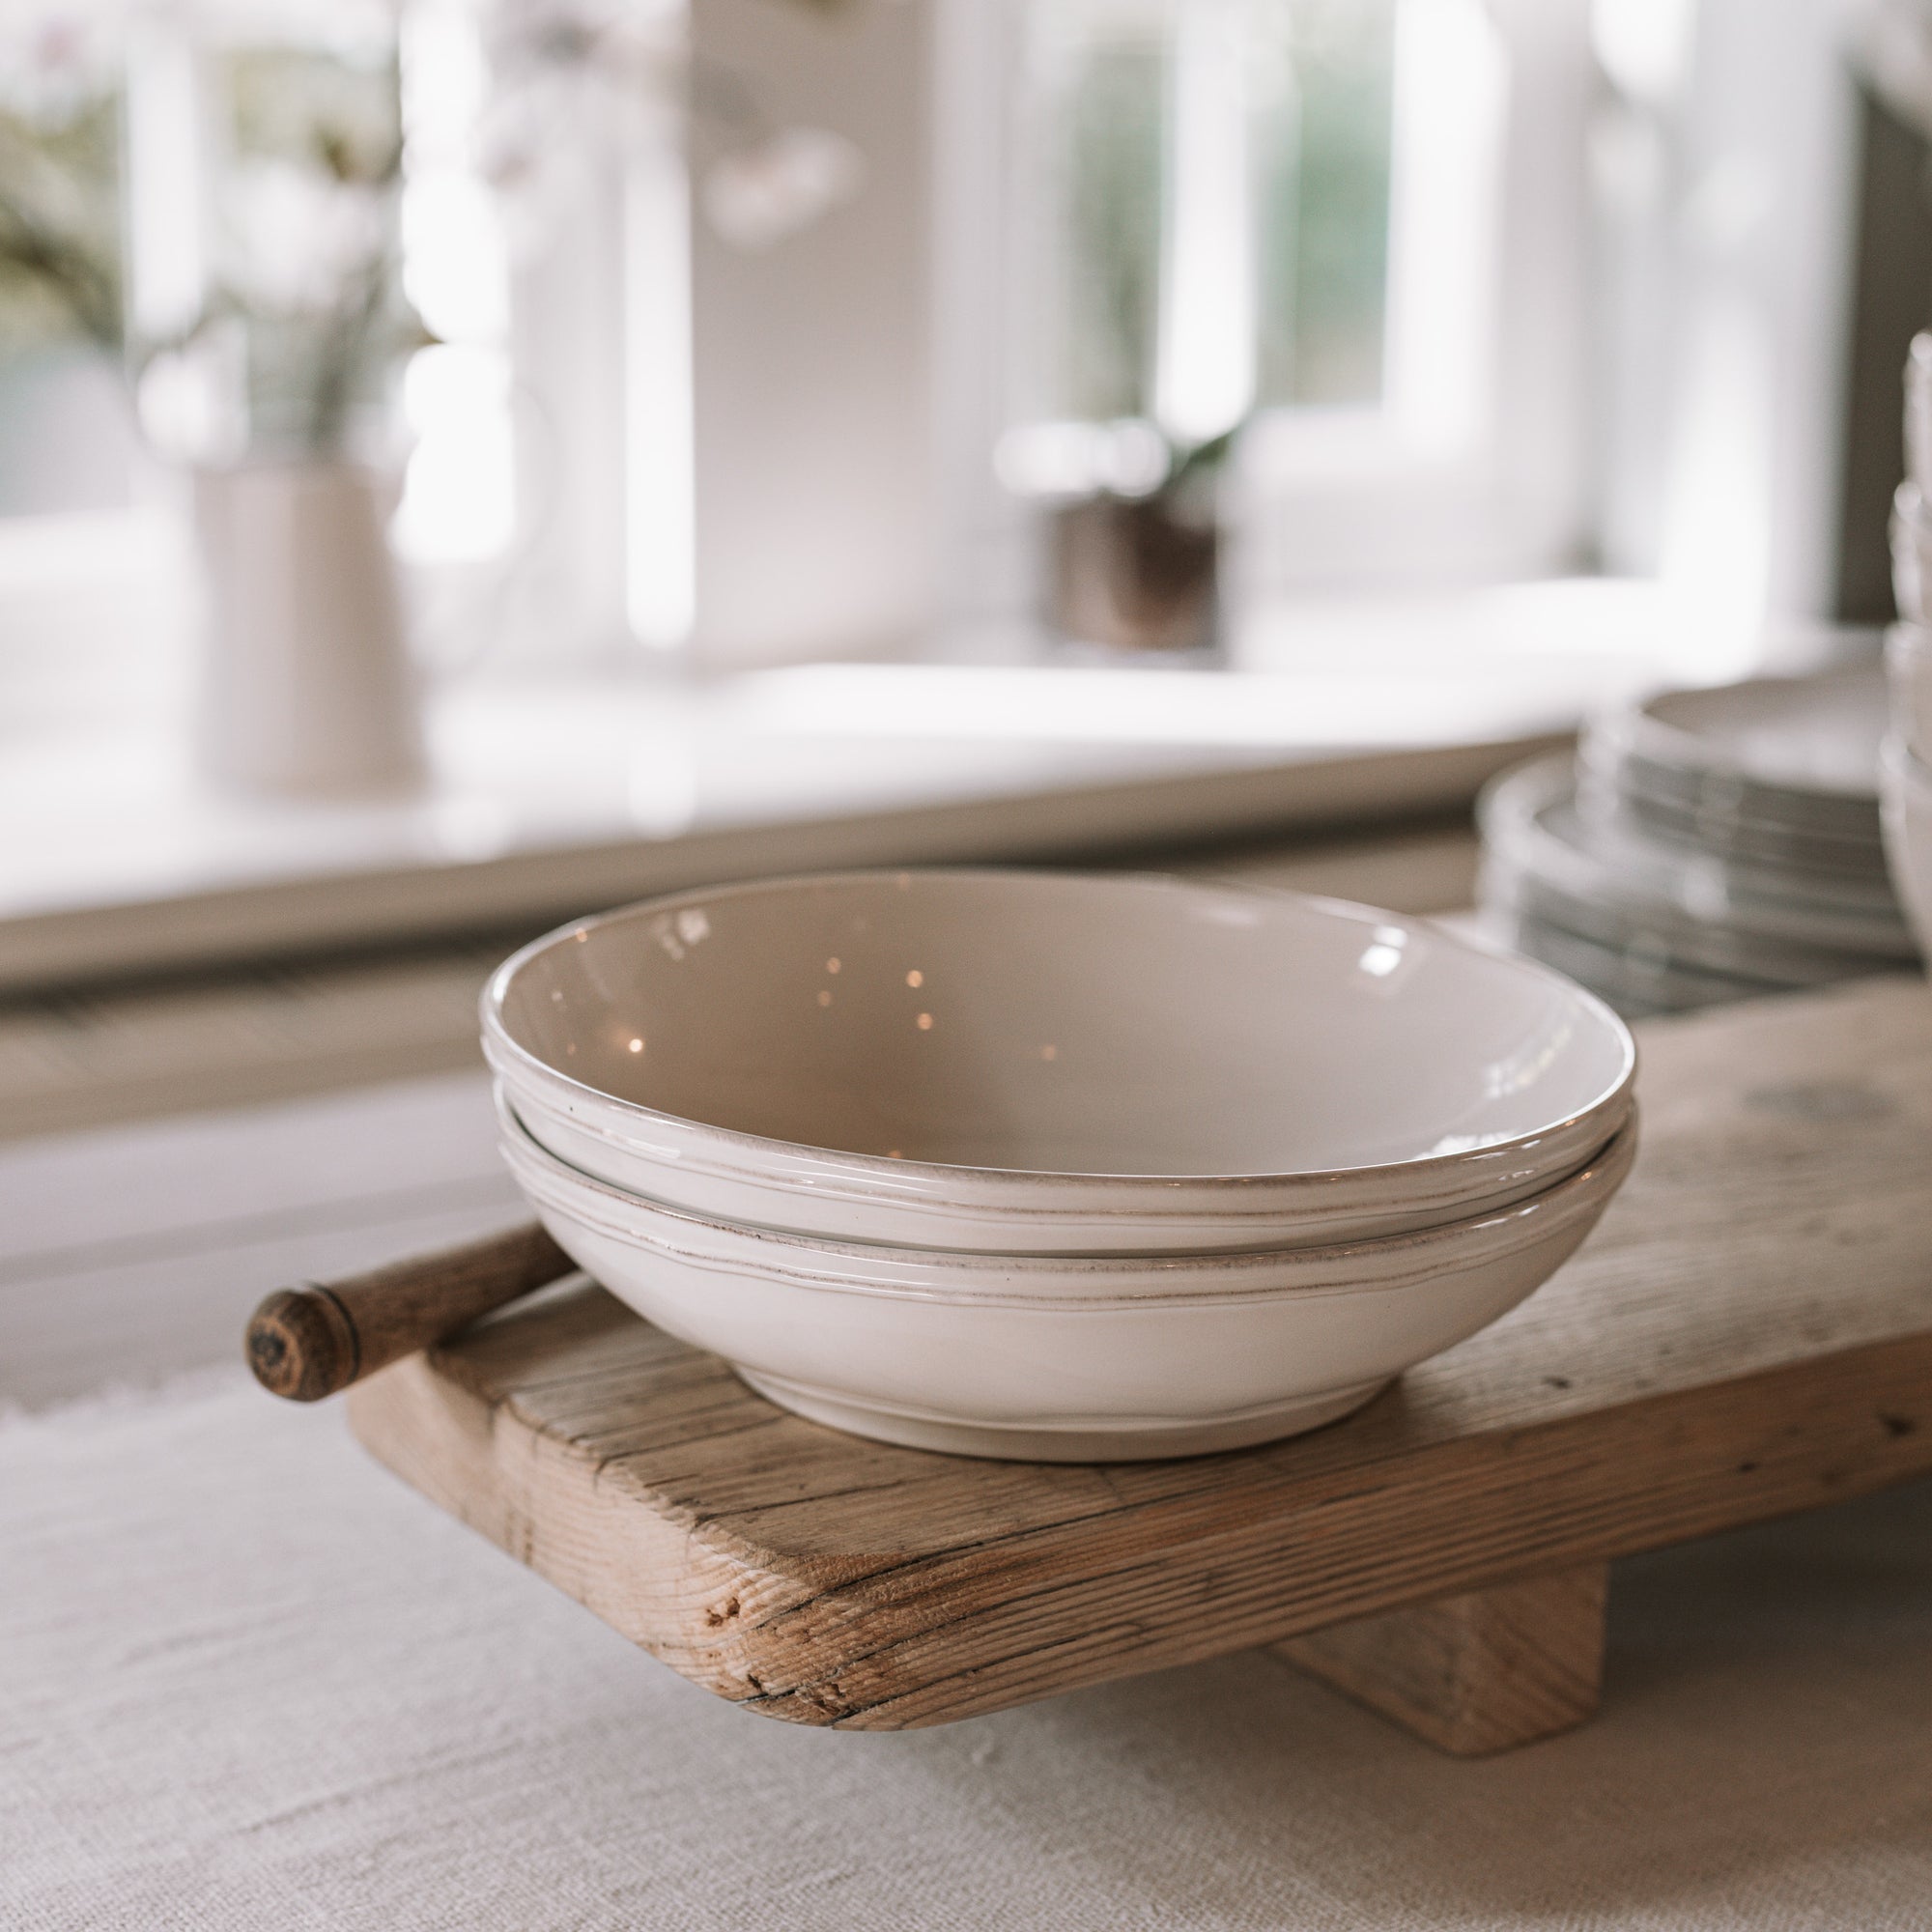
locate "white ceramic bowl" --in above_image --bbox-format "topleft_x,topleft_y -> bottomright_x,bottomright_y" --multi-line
1880,736 -> 1932,965
484,871 -> 1636,1256
497,1091 -> 1639,1461
1895,482 -> 1932,626
1886,623 -> 1932,766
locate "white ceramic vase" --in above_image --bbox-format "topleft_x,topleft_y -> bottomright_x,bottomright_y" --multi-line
192,460 -> 425,797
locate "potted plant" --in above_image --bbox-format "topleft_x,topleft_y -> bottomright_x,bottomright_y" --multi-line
1043,424 -> 1236,657
1005,8 -> 1254,659
178,32 -> 431,797
0,10 -> 430,797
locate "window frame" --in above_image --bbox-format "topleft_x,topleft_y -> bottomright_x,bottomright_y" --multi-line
932,0 -> 1598,630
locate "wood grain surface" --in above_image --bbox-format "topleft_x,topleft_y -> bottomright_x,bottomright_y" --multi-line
347,977 -> 1932,1733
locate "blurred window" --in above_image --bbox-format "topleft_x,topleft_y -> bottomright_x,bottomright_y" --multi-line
1015,0 -> 1397,434
0,0 -> 1596,690
0,28 -> 134,515
395,2 -> 517,570
983,0 -> 1589,602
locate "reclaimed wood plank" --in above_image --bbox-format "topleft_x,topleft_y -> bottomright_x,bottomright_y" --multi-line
347,977 -> 1932,1732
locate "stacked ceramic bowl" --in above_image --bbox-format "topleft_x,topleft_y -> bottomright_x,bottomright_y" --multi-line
484,870 -> 1637,1463
1479,663 -> 1918,1020
1880,334 -> 1932,962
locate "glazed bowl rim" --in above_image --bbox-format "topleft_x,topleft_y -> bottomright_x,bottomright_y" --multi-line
482,868 -> 1638,1195
496,1085 -> 1641,1306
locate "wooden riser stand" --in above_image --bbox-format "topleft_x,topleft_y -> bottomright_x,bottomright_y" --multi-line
348,980 -> 1932,1754
1274,1565 -> 1609,1754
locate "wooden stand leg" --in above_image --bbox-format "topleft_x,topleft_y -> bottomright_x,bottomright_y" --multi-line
1272,1563 -> 1609,1756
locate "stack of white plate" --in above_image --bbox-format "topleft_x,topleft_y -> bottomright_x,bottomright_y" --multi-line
484,870 -> 1636,1462
1480,664 -> 1918,1019
1879,336 -> 1932,963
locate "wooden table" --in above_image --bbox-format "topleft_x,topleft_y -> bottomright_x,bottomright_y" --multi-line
349,978 -> 1932,1755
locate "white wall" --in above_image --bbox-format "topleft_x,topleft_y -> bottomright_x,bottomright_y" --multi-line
686,0 -> 939,668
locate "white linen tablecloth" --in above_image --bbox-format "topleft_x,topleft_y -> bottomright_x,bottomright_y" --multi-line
5,1077 -> 1931,1929
9,1372 -> 1932,1928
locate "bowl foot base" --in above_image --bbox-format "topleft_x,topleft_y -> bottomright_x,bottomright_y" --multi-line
729,1369 -> 1391,1462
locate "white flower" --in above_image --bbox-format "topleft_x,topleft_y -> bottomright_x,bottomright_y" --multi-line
475,0 -> 682,261
474,105 -> 597,263
701,126 -> 863,252
222,156 -> 387,314
180,0 -> 400,53
0,1 -> 130,125
486,0 -> 679,98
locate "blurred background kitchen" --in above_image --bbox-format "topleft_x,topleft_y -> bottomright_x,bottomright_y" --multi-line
3,0 -> 1930,1151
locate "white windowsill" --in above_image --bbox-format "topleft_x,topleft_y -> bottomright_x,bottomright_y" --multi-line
0,573 -> 1783,992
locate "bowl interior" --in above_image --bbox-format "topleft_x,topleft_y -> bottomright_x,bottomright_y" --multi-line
491,872 -> 1633,1179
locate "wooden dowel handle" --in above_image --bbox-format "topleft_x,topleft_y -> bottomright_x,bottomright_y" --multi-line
246,1222 -> 574,1402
